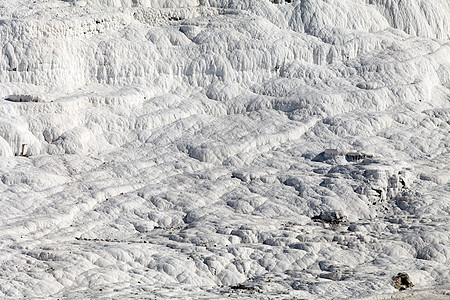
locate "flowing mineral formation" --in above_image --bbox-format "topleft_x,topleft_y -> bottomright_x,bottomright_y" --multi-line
0,0 -> 449,299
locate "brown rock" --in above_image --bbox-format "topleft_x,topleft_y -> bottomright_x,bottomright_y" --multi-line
393,272 -> 414,291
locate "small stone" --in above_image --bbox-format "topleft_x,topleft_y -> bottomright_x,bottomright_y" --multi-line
312,211 -> 347,226
392,272 -> 414,291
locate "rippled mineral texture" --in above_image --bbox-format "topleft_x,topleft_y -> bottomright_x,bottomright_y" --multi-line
0,0 -> 449,299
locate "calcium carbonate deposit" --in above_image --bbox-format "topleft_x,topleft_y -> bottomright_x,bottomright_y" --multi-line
0,0 -> 449,299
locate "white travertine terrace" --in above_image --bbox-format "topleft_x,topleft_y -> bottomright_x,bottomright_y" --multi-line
0,0 -> 449,298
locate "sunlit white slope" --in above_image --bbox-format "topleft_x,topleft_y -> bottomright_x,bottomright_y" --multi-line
371,0 -> 450,39
0,0 -> 449,299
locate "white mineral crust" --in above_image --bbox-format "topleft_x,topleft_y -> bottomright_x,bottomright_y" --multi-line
0,0 -> 449,299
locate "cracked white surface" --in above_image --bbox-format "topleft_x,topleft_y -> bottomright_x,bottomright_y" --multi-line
0,0 -> 449,298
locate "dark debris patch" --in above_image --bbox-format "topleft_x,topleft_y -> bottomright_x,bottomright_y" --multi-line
231,284 -> 257,293
312,211 -> 348,226
393,272 -> 414,291
4,95 -> 42,102
75,237 -> 150,244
